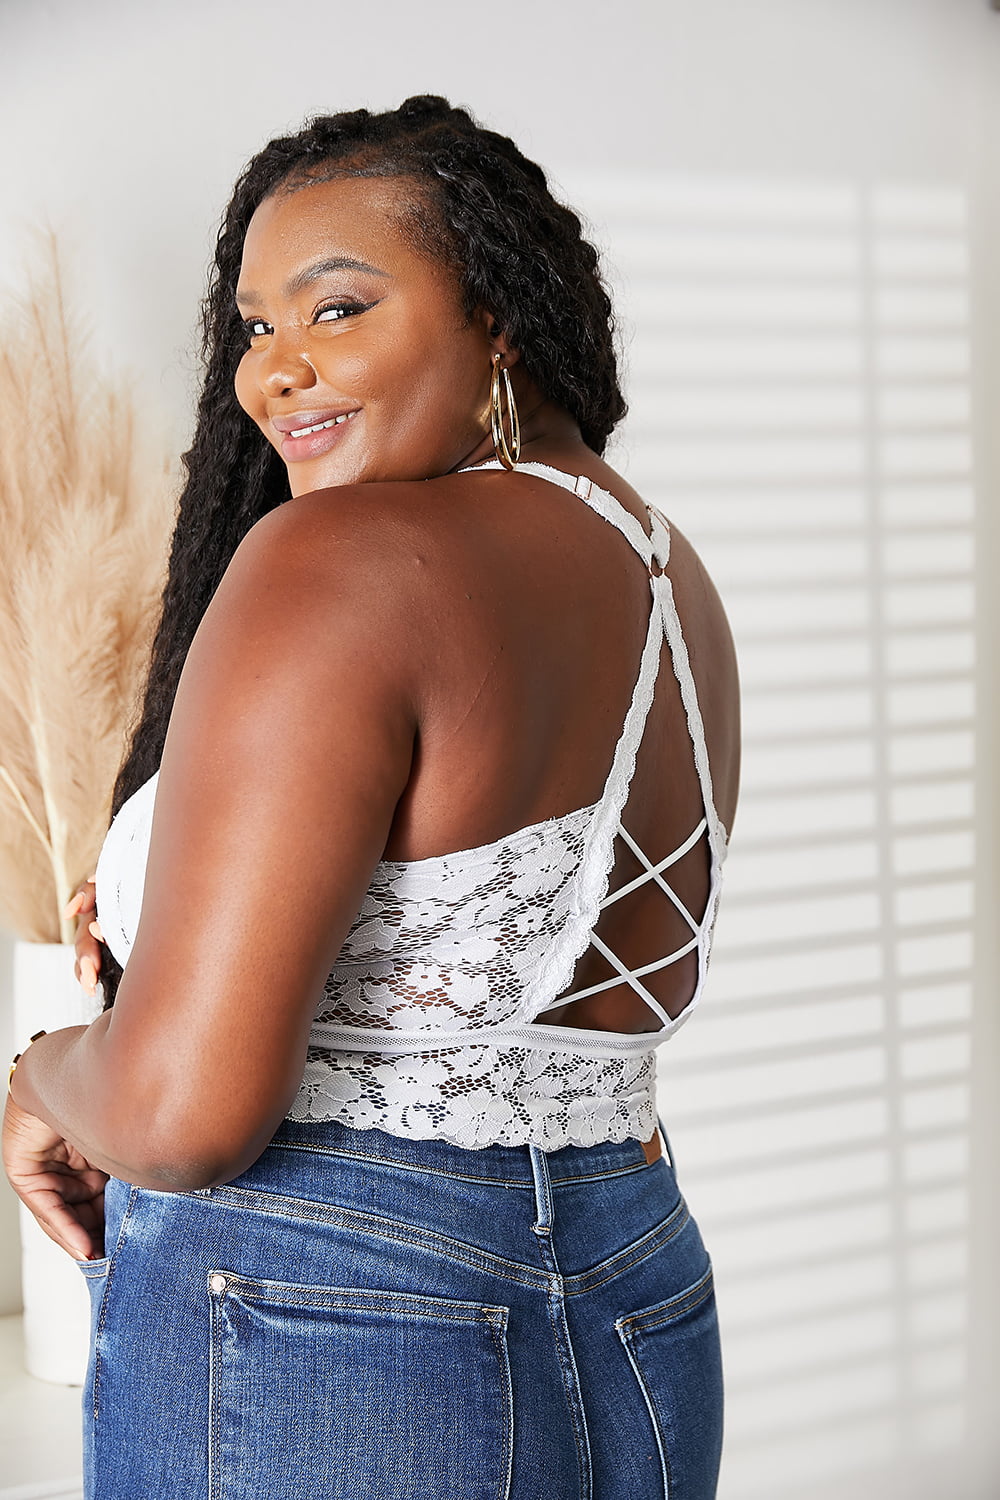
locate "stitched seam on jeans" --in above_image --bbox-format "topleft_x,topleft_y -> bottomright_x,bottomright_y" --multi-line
485,1309 -> 514,1500
202,1186 -> 549,1289
208,1284 -> 219,1500
616,1326 -> 669,1497
208,1186 -> 536,1281
547,1160 -> 650,1185
563,1199 -> 691,1297
270,1139 -> 535,1188
570,1208 -> 690,1296
544,1280 -> 593,1499
616,1268 -> 716,1333
78,1259 -> 111,1280
206,1277 -> 508,1322
91,1185 -> 139,1424
271,1138 -> 650,1187
532,1199 -> 592,1500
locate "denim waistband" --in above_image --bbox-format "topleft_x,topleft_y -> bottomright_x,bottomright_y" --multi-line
271,1117 -> 670,1188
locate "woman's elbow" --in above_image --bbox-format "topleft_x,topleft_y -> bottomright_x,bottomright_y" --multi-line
98,1098 -> 284,1193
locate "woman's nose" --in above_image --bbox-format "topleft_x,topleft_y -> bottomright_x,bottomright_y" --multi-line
257,337 -> 317,398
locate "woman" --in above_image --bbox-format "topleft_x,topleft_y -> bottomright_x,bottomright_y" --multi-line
3,97 -> 738,1498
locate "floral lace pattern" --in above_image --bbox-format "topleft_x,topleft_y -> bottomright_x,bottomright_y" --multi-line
95,461 -> 729,1155
289,1040 -> 658,1150
286,807 -> 660,1149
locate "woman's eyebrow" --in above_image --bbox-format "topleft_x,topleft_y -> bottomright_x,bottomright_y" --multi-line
236,256 -> 391,307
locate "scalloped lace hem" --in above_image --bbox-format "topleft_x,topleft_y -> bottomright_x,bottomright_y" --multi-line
286,1047 -> 658,1151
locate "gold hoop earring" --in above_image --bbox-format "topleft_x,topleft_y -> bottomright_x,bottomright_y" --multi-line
490,353 -> 521,470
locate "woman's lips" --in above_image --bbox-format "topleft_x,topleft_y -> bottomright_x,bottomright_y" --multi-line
274,409 -> 359,462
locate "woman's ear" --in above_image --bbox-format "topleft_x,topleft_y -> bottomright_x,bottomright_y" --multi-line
477,308 -> 521,368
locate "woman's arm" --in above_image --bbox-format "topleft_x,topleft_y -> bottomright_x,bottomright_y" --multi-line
9,490 -> 418,1191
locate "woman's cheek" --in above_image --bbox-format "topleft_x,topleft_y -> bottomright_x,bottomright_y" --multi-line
234,351 -> 260,420
323,352 -> 367,398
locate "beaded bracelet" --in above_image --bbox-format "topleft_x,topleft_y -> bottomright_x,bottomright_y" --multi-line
6,1030 -> 47,1098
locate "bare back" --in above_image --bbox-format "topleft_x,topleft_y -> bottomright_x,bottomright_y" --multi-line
379,450 -> 741,1034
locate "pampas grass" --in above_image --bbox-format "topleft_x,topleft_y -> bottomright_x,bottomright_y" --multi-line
0,236 -> 175,943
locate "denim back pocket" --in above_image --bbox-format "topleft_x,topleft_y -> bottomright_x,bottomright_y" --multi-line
73,1254 -> 111,1391
72,1250 -> 114,1481
75,1254 -> 112,1278
208,1272 -> 513,1500
616,1264 -> 724,1500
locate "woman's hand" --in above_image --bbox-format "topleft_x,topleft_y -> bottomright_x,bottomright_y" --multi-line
2,1094 -> 108,1261
64,876 -> 102,998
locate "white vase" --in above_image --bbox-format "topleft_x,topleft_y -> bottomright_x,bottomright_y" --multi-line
13,939 -> 102,1386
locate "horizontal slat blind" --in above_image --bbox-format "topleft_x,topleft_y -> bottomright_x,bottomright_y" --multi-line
563,171 -> 976,1498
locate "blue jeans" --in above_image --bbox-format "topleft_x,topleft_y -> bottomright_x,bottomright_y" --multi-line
77,1119 -> 723,1498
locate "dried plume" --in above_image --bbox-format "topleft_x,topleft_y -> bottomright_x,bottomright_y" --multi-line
0,236 -> 175,943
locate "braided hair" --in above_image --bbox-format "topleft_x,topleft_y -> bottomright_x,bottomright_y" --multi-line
100,95 -> 626,1005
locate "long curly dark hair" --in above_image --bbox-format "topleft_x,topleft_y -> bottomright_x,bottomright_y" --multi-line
100,94 -> 626,1005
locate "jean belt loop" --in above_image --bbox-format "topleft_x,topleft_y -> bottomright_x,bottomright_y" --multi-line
528,1145 -> 554,1237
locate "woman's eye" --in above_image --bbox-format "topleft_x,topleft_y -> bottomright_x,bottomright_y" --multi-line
240,301 -> 369,343
315,300 -> 368,324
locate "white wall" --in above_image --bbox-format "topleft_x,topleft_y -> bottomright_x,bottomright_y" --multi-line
1,2 -> 997,1496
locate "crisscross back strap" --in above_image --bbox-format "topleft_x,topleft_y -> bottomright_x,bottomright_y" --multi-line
466,458 -> 723,859
464,459 -> 727,1035
487,459 -> 670,572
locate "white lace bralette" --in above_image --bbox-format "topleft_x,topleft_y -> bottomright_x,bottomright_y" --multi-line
95,461 -> 729,1151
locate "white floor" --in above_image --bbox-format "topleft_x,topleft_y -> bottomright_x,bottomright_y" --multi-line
0,1317 -> 83,1499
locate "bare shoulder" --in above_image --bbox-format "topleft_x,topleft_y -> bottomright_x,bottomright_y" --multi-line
216,479 -> 484,704
236,478 -> 474,587
219,482 -> 443,638
661,517 -> 732,627
236,481 -> 424,575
